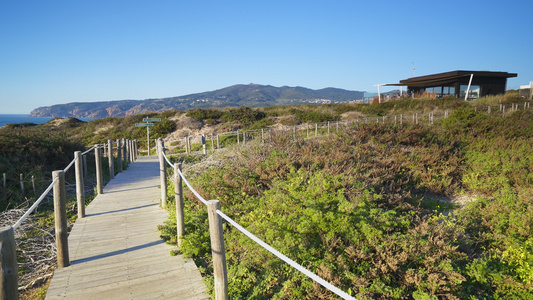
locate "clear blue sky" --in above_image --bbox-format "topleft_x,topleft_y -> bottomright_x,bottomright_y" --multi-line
1,0 -> 532,114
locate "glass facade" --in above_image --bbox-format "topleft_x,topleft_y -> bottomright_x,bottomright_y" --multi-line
460,85 -> 481,99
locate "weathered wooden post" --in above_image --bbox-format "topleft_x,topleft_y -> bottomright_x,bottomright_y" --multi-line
108,140 -> 114,179
261,129 -> 264,143
217,135 -> 220,149
2,173 -> 5,190
52,170 -> 69,268
134,140 -> 138,160
237,130 -> 240,145
74,151 -> 85,218
315,123 -> 318,137
327,121 -> 330,135
488,106 -> 491,114
211,134 -> 215,151
243,131 -> 246,146
207,200 -> 228,300
158,139 -> 167,209
83,155 -> 88,177
31,175 -> 36,195
19,174 -> 24,194
95,145 -> 103,195
201,135 -> 207,155
0,226 -> 18,300
116,139 -> 122,173
174,163 -> 184,247
122,138 -> 127,164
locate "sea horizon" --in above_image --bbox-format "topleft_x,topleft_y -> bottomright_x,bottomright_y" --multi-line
0,114 -> 94,127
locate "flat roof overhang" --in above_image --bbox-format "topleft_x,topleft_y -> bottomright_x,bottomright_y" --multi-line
384,70 -> 517,87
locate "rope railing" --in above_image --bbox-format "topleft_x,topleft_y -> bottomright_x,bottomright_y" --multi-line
215,209 -> 356,300
81,145 -> 96,156
12,177 -> 59,230
63,157 -> 76,173
162,148 -> 356,299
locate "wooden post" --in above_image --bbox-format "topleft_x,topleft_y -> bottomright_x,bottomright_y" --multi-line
400,114 -> 403,124
2,173 -> 5,190
158,139 -> 167,209
95,145 -> 103,195
206,200 -> 228,300
19,174 -> 24,194
122,138 -> 127,165
31,175 -> 36,195
315,123 -> 318,137
83,155 -> 88,177
261,129 -> 264,143
306,124 -> 309,138
116,139 -> 122,173
0,226 -> 18,300
237,130 -> 240,145
74,151 -> 85,218
174,163 -> 184,248
202,135 -> 207,155
134,140 -> 138,160
217,135 -> 220,149
488,106 -> 491,114
211,134 -> 215,151
108,140 -> 114,179
52,170 -> 69,268
243,131 -> 246,146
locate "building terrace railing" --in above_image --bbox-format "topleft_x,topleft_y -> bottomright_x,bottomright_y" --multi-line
0,138 -> 139,299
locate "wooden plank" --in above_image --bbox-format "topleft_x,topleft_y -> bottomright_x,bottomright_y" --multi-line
46,156 -> 207,300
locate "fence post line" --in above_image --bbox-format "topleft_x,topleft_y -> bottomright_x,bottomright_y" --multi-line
206,200 -> 228,300
116,139 -> 122,173
108,139 -> 114,179
74,151 -> 85,219
0,226 -> 18,300
52,170 -> 70,268
174,163 -> 184,248
158,138 -> 167,209
95,145 -> 104,195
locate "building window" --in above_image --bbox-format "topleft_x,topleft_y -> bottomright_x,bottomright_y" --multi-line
460,85 -> 481,99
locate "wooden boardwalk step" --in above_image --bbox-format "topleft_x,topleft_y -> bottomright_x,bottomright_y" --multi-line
46,156 -> 207,300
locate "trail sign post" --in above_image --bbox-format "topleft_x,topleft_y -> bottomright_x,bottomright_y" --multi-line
135,117 -> 161,156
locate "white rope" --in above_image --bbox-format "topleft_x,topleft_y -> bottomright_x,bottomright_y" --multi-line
177,168 -> 208,205
13,177 -> 59,230
63,158 -> 76,172
216,210 -> 357,300
82,145 -> 96,156
162,151 -> 173,169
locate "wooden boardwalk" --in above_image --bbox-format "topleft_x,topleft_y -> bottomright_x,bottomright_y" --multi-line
46,156 -> 207,300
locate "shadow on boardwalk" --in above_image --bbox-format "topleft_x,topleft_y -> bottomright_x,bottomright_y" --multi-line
46,156 -> 207,300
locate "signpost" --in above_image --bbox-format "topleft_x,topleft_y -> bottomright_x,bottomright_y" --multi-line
135,117 -> 162,156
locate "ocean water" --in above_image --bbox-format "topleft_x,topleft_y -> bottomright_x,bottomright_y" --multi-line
0,114 -> 94,127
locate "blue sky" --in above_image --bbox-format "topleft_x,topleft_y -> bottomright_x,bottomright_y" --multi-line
1,0 -> 532,114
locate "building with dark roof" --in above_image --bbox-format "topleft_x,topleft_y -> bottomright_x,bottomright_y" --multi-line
386,70 -> 517,99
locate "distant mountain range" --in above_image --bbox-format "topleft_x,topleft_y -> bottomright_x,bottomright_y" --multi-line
29,84 -> 365,118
